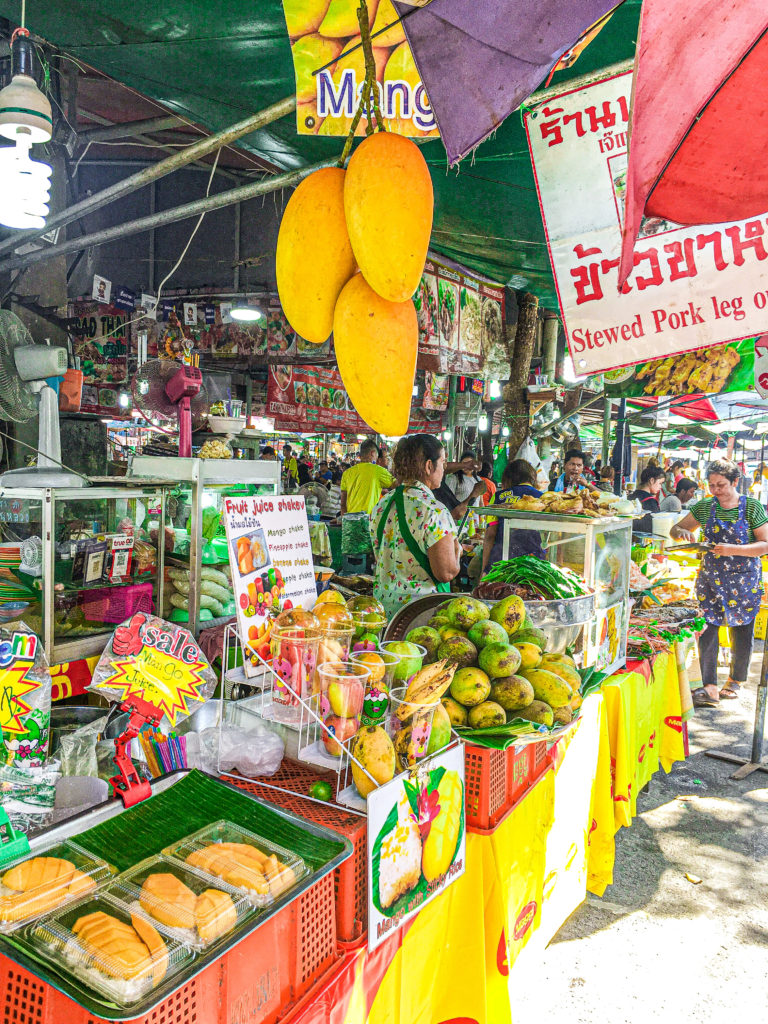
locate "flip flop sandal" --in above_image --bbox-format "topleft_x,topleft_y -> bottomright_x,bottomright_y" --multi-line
692,687 -> 720,708
719,682 -> 741,700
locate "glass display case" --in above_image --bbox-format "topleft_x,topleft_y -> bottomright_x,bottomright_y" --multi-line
477,509 -> 632,675
131,457 -> 281,635
0,483 -> 167,664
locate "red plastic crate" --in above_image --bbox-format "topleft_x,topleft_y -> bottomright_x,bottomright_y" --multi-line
225,760 -> 368,943
0,872 -> 339,1024
465,740 -> 552,834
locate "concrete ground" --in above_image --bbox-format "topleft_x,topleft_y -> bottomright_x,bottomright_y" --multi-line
514,644 -> 768,1024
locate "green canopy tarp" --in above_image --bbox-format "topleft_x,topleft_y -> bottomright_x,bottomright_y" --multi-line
0,0 -> 643,307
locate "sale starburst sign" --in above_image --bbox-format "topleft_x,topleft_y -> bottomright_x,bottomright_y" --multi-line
88,613 -> 217,726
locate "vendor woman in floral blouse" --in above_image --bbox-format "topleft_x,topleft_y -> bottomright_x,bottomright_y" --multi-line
370,434 -> 462,617
670,458 -> 768,708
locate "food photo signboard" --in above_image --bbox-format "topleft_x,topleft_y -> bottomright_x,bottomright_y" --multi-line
415,256 -> 505,375
266,363 -> 441,434
525,71 -> 768,375
69,301 -> 130,415
602,337 -> 755,397
222,493 -> 317,677
367,742 -> 466,952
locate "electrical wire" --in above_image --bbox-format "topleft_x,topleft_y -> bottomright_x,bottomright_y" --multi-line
0,426 -> 89,481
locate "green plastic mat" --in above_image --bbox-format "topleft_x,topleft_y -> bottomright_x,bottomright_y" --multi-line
73,771 -> 345,873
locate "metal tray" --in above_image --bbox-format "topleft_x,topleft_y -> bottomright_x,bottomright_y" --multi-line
0,771 -> 353,1020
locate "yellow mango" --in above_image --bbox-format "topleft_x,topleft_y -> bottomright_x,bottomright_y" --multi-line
276,167 -> 356,344
333,273 -> 417,435
422,770 -> 463,883
343,132 -> 433,302
371,0 -> 406,47
292,34 -> 343,104
284,0 -> 332,39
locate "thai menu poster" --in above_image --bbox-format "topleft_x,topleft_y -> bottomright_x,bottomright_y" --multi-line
69,301 -> 129,415
415,257 -> 505,374
266,364 -> 441,433
525,71 -> 768,375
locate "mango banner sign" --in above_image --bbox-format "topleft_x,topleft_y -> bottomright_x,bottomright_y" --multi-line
367,742 -> 465,952
525,71 -> 768,376
282,0 -> 439,138
88,613 -> 217,726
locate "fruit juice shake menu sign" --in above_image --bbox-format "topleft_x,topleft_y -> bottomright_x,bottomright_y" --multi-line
525,71 -> 768,375
367,742 -> 465,952
223,494 -> 317,678
282,1 -> 439,139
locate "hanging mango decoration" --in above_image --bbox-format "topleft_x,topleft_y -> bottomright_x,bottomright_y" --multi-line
343,131 -> 434,303
275,167 -> 357,344
334,273 -> 418,436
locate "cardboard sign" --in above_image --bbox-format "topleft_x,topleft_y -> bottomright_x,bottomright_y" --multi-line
282,0 -> 439,139
88,613 -> 217,725
0,628 -> 51,769
222,493 -> 316,677
367,743 -> 465,952
525,71 -> 768,375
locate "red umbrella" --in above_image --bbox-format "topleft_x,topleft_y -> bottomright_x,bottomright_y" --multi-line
619,0 -> 768,286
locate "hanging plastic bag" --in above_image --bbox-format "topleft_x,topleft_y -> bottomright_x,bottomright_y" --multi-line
514,435 -> 548,491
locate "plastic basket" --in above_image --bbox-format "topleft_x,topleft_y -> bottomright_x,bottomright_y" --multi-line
465,741 -> 552,835
225,763 -> 368,944
80,582 -> 153,624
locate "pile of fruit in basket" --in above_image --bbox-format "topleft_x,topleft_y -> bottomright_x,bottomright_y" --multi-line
405,594 -> 584,734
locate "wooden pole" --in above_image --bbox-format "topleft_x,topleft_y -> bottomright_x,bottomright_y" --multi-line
502,292 -> 539,458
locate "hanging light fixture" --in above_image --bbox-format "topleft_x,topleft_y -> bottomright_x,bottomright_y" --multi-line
502,425 -> 510,437
478,412 -> 489,432
442,429 -> 452,441
489,380 -> 501,399
0,22 -> 53,230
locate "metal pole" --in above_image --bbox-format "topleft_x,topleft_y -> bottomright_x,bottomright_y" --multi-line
0,94 -> 298,259
541,316 -> 558,385
706,635 -> 768,778
535,391 -> 606,440
0,159 -> 335,273
447,377 -> 458,461
613,397 -> 627,495
602,395 -> 612,467
233,202 -> 242,293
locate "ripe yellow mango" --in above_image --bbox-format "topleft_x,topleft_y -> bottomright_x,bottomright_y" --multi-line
319,0 -> 378,38
284,0 -> 332,39
371,0 -> 406,47
344,132 -> 433,302
276,167 -> 356,344
422,770 -> 463,882
333,273 -> 417,435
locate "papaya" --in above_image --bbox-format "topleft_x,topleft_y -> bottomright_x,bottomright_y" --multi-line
539,660 -> 580,691
520,668 -> 572,709
276,167 -> 356,344
333,274 -> 418,435
343,132 -> 433,302
422,770 -> 463,882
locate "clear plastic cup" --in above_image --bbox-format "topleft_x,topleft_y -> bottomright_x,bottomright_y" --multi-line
379,641 -> 427,684
316,661 -> 370,758
386,685 -> 437,771
312,624 -> 354,696
269,626 -> 320,725
350,613 -> 387,653
350,649 -> 400,726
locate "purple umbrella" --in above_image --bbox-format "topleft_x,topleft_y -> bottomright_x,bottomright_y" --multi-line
395,0 -> 622,164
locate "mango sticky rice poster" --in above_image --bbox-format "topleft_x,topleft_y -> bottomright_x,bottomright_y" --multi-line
282,0 -> 439,138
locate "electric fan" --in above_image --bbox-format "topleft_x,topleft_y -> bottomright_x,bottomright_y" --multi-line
0,309 -> 85,487
131,359 -> 207,457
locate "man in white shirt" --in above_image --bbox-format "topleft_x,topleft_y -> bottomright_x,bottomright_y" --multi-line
659,478 -> 697,513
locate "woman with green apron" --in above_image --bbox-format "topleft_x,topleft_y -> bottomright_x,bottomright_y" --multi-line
670,458 -> 768,707
370,434 -> 462,618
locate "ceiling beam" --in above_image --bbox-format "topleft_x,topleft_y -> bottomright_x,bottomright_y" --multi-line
77,115 -> 182,144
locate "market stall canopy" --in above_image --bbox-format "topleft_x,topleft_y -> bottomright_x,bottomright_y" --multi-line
619,0 -> 768,285
394,0 -> 621,165
0,0 -> 644,307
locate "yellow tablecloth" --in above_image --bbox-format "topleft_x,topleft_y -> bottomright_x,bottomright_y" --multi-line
283,653 -> 686,1024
